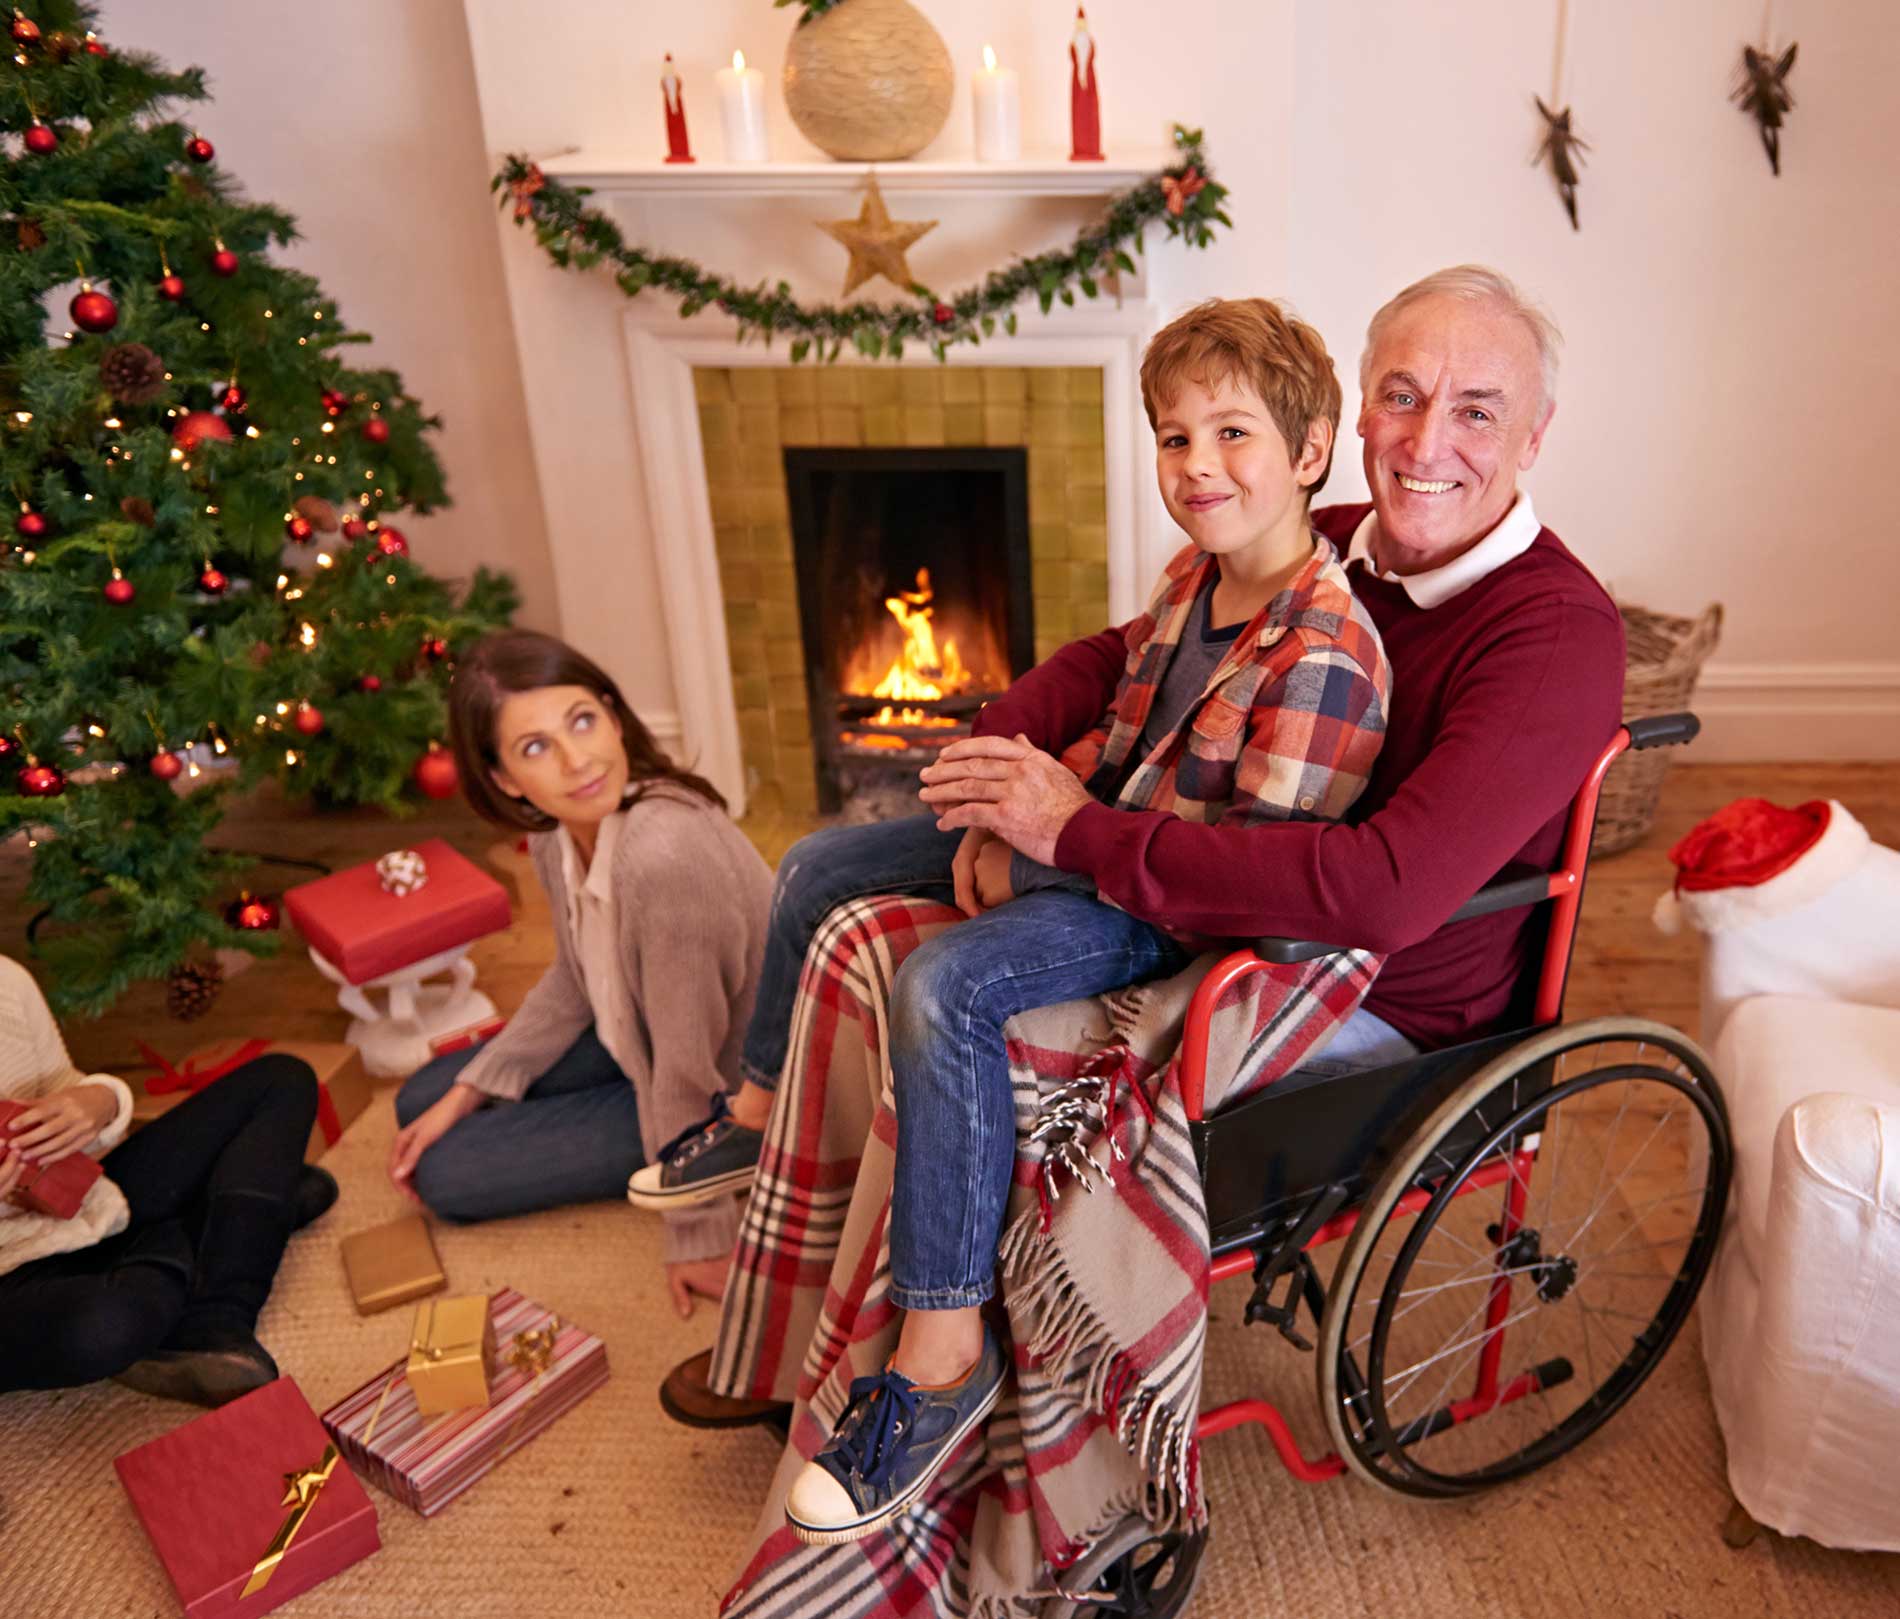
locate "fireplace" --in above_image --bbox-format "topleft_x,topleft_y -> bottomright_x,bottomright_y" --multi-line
784,447 -> 1033,814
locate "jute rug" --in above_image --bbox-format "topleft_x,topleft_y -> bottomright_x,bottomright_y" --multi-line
2,1092 -> 1893,1619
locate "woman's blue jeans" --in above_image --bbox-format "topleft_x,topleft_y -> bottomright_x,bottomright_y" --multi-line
395,1026 -> 642,1222
737,814 -> 1190,1311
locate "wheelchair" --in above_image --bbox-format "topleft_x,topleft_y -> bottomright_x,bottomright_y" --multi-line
1041,716 -> 1734,1618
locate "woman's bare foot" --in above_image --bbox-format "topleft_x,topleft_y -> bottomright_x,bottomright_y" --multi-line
890,1304 -> 985,1386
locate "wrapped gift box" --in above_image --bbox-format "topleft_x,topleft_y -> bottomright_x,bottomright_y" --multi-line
284,838 -> 510,986
116,1377 -> 380,1619
407,1293 -> 496,1415
130,1038 -> 370,1165
322,1287 -> 608,1517
0,1097 -> 104,1218
339,1214 -> 447,1316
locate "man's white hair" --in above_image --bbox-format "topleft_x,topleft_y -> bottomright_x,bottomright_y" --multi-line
1359,265 -> 1563,414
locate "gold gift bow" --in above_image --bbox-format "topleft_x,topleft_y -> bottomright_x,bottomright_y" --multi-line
240,1442 -> 340,1599
499,1315 -> 560,1453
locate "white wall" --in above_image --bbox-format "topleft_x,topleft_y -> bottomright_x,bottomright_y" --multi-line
453,0 -> 1899,759
105,0 -> 560,633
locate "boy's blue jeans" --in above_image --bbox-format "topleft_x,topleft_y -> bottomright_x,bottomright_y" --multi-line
738,814 -> 1191,1310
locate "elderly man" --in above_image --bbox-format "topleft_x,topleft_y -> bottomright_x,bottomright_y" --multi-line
924,264 -> 1625,1056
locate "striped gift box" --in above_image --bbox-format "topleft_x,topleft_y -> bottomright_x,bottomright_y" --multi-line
320,1287 -> 608,1517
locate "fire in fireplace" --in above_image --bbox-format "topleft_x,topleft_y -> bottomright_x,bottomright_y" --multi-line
784,447 -> 1033,814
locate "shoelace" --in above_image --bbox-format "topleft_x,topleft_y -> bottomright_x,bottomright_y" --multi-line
831,1369 -> 921,1490
655,1093 -> 731,1168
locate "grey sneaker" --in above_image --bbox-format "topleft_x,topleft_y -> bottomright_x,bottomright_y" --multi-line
785,1327 -> 1006,1546
627,1095 -> 763,1210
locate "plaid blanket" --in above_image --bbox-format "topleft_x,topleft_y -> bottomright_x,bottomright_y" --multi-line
712,894 -> 1379,1618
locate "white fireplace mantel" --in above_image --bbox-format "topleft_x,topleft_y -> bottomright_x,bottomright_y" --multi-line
623,304 -> 1168,818
541,150 -> 1177,199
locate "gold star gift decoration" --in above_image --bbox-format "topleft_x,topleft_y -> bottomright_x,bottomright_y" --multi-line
817,174 -> 937,297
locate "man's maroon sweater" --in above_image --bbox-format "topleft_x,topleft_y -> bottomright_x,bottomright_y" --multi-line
973,503 -> 1625,1046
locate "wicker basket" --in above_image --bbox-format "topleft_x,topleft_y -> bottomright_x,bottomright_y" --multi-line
1592,601 -> 1723,856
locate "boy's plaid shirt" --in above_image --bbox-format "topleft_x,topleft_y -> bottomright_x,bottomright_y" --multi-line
1058,534 -> 1391,835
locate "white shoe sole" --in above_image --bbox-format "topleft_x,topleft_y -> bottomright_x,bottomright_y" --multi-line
626,1163 -> 757,1211
784,1370 -> 1005,1546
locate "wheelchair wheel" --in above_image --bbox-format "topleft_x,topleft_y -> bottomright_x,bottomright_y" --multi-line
1316,1017 -> 1730,1497
1037,1518 -> 1206,1619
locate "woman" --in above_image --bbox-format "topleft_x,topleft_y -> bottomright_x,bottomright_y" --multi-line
0,954 -> 333,1405
388,631 -> 772,1319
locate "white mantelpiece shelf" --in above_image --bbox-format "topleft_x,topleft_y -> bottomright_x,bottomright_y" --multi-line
539,151 -> 1173,198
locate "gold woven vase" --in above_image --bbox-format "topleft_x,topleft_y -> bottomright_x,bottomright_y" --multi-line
783,0 -> 954,161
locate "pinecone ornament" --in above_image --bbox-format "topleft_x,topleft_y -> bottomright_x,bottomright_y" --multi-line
100,342 -> 168,405
166,958 -> 224,1021
293,495 -> 340,533
120,496 -> 158,528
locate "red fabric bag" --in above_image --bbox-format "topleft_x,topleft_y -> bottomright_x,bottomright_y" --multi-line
116,1377 -> 380,1619
0,1095 -> 104,1219
283,838 -> 510,985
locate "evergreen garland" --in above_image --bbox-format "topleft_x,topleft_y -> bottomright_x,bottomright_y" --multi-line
493,124 -> 1229,363
774,0 -> 845,21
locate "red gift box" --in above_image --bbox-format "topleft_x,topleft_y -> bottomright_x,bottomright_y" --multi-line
0,1096 -> 105,1219
321,1287 -> 608,1516
130,1038 -> 371,1165
116,1377 -> 380,1619
283,838 -> 510,986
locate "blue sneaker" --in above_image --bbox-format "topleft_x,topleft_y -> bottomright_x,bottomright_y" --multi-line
785,1328 -> 1006,1546
627,1094 -> 763,1211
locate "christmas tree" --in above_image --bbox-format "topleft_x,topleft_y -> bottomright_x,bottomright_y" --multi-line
2,1 -> 516,1015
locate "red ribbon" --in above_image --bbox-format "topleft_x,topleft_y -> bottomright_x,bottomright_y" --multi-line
314,1079 -> 342,1146
135,1038 -> 273,1097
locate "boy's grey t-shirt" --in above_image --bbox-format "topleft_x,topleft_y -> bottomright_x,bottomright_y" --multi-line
1010,579 -> 1244,899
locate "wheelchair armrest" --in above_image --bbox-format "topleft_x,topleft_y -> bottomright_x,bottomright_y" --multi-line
1251,863 -> 1557,963
1625,712 -> 1700,751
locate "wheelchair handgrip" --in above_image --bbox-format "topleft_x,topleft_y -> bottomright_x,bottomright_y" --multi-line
1625,712 -> 1699,751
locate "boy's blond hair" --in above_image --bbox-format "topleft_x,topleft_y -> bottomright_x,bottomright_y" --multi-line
1140,297 -> 1343,495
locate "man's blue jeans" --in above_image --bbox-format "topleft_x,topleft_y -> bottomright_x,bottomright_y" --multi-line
736,814 -> 1190,1310
395,1027 -> 643,1222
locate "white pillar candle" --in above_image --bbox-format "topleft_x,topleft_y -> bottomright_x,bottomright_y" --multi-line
972,45 -> 1021,163
715,49 -> 768,163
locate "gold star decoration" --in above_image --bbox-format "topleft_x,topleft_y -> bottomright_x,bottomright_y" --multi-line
817,174 -> 937,297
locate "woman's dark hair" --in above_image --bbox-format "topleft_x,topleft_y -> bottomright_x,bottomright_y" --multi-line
448,630 -> 726,830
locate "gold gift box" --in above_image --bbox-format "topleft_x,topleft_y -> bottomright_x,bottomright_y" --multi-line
406,1293 -> 496,1416
339,1214 -> 447,1316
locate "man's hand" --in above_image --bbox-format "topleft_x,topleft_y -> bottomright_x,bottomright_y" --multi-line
3,1083 -> 118,1162
973,836 -> 1016,910
918,733 -> 1093,866
388,1083 -> 485,1200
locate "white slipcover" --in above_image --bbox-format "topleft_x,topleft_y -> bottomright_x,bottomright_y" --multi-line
1702,995 -> 1900,1549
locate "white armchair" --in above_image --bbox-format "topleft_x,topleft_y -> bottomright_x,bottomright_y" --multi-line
1662,798 -> 1900,1550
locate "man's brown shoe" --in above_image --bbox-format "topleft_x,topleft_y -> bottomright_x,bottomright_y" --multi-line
660,1349 -> 792,1431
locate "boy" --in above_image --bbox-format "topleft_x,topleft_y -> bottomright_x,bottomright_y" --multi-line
636,299 -> 1391,1542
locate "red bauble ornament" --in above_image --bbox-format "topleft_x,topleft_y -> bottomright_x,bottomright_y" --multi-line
198,566 -> 228,595
413,744 -> 459,801
293,702 -> 325,737
375,526 -> 408,557
15,510 -> 48,540
361,416 -> 390,444
0,735 -> 15,764
70,285 -> 119,333
286,515 -> 315,544
19,762 -> 65,798
340,516 -> 369,543
209,245 -> 239,277
157,273 -> 187,302
85,34 -> 107,56
357,674 -> 382,694
25,122 -> 58,156
103,571 -> 135,605
149,750 -> 184,781
420,636 -> 449,665
321,388 -> 349,417
185,135 -> 215,164
933,302 -> 954,326
173,410 -> 233,451
225,891 -> 280,932
12,13 -> 41,42
219,383 -> 246,412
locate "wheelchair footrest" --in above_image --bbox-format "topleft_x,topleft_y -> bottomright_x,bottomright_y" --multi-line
1242,1182 -> 1348,1352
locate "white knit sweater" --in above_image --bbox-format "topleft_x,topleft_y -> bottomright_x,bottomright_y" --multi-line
0,955 -> 137,1278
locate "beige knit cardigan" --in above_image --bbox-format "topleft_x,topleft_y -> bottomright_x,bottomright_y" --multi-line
0,955 -> 137,1278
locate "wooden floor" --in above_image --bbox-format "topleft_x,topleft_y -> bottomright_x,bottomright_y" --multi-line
5,759 -> 1896,1075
